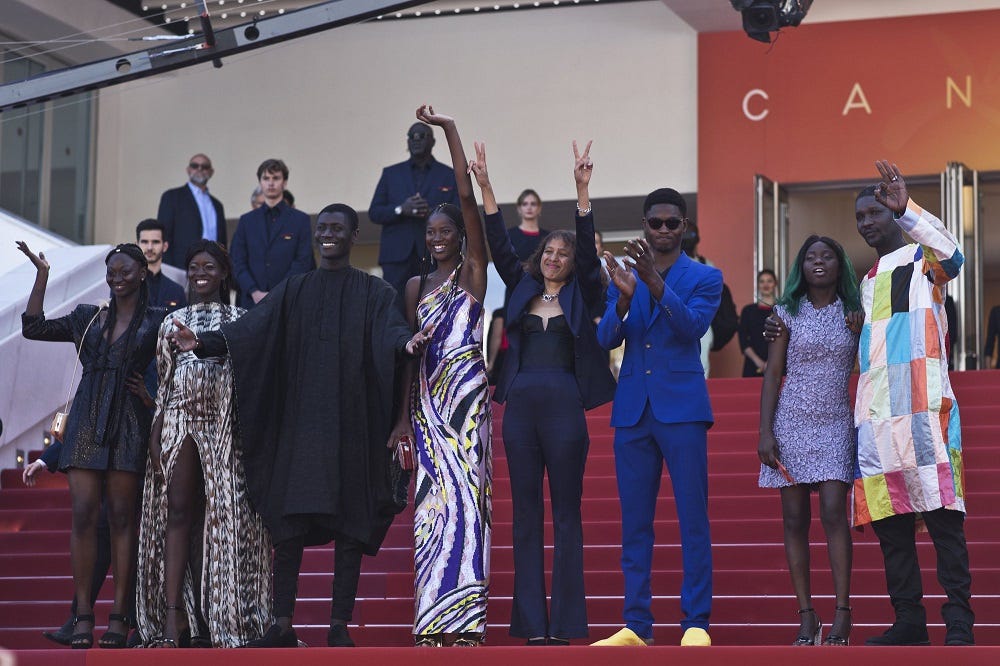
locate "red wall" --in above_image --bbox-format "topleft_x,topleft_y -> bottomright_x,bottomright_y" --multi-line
698,9 -> 1000,376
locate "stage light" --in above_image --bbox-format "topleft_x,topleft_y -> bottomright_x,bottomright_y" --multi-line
731,0 -> 813,43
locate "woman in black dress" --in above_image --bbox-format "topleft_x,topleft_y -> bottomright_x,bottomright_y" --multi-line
19,241 -> 164,649
738,269 -> 777,377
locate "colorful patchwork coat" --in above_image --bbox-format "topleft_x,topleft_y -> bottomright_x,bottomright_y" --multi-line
853,199 -> 966,525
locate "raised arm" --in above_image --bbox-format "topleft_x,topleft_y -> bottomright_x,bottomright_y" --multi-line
16,242 -> 49,317
571,140 -> 601,301
469,141 -> 524,289
416,105 -> 488,301
874,160 -> 963,285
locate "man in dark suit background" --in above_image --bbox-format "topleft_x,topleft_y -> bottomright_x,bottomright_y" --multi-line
369,121 -> 460,300
157,153 -> 227,268
230,158 -> 314,309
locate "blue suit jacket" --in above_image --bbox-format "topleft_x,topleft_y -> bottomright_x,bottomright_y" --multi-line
230,202 -> 315,308
597,252 -> 723,428
485,210 -> 616,411
157,184 -> 227,269
368,158 -> 459,265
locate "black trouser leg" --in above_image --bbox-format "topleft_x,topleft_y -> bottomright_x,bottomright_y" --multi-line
273,536 -> 305,619
331,537 -> 364,623
871,513 -> 926,626
921,507 -> 974,628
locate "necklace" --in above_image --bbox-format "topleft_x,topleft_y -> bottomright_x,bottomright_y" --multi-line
541,292 -> 559,303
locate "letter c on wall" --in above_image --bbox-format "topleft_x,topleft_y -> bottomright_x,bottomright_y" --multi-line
743,89 -> 769,121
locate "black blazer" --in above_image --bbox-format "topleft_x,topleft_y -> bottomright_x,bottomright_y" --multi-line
157,184 -> 227,268
485,209 -> 616,410
368,158 -> 459,265
229,202 -> 315,309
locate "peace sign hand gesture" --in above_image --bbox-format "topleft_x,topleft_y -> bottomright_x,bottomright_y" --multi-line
873,160 -> 909,216
468,141 -> 491,190
16,241 -> 50,274
573,139 -> 594,187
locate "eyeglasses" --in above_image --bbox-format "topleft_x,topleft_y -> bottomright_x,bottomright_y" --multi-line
646,216 -> 684,231
189,162 -> 212,170
407,132 -> 428,140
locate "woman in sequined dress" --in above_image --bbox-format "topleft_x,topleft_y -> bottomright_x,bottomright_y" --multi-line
19,241 -> 164,649
757,235 -> 862,647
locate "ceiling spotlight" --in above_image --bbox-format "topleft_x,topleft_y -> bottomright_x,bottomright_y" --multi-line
731,1 -> 813,43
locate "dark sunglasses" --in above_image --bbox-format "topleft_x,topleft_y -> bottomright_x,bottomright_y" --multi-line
407,132 -> 429,140
189,162 -> 212,170
646,216 -> 684,231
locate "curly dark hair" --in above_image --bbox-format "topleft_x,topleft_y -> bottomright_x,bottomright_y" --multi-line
525,230 -> 576,282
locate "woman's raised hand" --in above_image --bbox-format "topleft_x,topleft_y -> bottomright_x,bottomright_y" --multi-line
416,104 -> 454,127
573,140 -> 594,186
873,160 -> 909,215
468,141 -> 491,189
16,241 -> 49,273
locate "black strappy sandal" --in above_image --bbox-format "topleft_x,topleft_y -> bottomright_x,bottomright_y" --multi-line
70,613 -> 95,650
99,613 -> 129,649
153,605 -> 191,648
792,608 -> 822,646
823,606 -> 852,646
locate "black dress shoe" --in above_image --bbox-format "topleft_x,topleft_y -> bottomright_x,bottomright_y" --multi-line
945,621 -> 975,646
244,624 -> 298,648
42,616 -> 75,647
864,622 -> 931,646
327,623 -> 355,647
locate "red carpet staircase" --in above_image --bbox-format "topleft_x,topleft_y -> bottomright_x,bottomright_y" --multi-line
2,372 -> 998,652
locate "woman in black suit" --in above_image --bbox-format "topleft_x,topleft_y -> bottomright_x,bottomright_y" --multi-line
471,141 -> 616,645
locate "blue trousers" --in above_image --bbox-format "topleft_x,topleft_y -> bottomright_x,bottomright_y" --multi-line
503,370 -> 590,638
614,405 -> 712,637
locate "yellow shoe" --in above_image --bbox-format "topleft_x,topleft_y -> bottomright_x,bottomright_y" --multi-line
680,627 -> 711,646
591,627 -> 648,646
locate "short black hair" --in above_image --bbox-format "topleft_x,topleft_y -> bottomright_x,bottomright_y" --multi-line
135,218 -> 165,241
856,184 -> 878,201
257,158 -> 289,180
318,203 -> 359,231
643,188 -> 687,217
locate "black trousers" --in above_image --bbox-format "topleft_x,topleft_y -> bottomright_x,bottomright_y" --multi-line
871,507 -> 974,628
272,534 -> 365,623
503,370 -> 590,639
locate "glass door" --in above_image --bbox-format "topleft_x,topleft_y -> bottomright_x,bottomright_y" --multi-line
941,162 -> 982,370
754,175 -> 790,286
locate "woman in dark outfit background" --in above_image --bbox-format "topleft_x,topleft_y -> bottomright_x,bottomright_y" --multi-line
18,241 -> 163,649
472,140 -> 616,645
738,269 -> 778,377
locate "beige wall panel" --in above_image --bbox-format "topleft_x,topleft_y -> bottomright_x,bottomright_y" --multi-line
93,2 -> 696,243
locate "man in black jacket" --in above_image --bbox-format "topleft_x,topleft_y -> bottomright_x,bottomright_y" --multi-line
157,154 -> 227,268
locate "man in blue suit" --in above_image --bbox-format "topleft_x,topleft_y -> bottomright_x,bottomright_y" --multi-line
593,188 -> 722,648
230,159 -> 315,309
368,121 -> 459,301
157,153 -> 227,269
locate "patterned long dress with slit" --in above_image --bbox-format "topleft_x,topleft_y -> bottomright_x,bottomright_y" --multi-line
411,268 -> 493,637
137,302 -> 272,647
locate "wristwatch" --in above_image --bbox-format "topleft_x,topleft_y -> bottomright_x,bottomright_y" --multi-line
394,205 -> 403,216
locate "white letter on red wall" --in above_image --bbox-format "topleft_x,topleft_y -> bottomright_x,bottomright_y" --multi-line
946,76 -> 972,109
842,83 -> 872,116
742,89 -> 769,121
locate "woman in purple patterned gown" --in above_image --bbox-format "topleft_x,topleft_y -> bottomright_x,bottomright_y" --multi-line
388,105 -> 492,647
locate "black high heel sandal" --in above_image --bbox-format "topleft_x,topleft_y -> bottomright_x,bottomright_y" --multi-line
153,605 -> 191,648
451,632 -> 484,646
70,613 -> 95,650
823,606 -> 852,646
792,608 -> 822,646
99,613 -> 129,649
